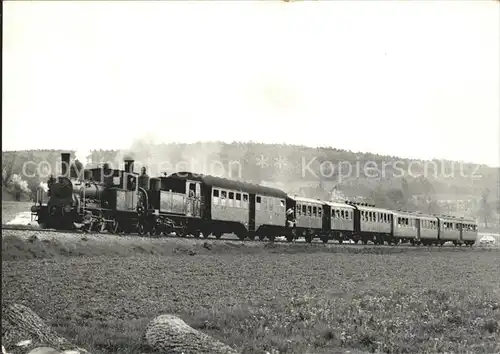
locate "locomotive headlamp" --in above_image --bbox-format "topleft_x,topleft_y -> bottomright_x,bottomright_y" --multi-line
31,206 -> 39,212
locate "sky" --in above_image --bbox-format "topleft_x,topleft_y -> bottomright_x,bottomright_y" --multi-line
3,0 -> 500,166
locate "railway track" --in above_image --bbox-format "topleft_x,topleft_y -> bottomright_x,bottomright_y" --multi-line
2,224 -> 475,248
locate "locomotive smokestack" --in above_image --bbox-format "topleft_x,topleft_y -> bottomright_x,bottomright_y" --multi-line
124,159 -> 134,173
61,153 -> 70,177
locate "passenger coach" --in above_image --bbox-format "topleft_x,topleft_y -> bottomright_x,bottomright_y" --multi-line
156,172 -> 288,241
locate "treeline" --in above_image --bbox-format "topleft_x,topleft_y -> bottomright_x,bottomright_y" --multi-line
2,143 -> 499,223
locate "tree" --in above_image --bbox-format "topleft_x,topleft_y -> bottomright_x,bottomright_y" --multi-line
2,153 -> 17,186
479,188 -> 492,228
387,188 -> 406,209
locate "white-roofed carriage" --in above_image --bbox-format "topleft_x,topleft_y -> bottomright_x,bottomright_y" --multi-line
323,201 -> 356,244
286,196 -> 326,243
351,203 -> 395,245
437,215 -> 477,246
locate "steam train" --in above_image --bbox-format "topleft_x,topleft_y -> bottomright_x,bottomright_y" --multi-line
31,153 -> 478,246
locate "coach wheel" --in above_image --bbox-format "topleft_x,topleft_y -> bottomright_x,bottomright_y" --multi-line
338,239 -> 343,244
267,235 -> 276,242
248,234 -> 256,241
305,235 -> 312,243
286,234 -> 294,242
202,230 -> 210,239
321,237 -> 328,244
215,232 -> 222,240
362,239 -> 368,245
354,240 -> 359,244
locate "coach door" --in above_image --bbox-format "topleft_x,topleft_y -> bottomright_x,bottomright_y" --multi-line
186,181 -> 202,218
249,194 -> 256,232
415,218 -> 421,241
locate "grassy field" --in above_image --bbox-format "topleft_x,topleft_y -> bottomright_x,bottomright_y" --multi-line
2,230 -> 500,354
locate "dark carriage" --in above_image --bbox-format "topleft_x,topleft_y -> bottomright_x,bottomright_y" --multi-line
146,172 -> 288,240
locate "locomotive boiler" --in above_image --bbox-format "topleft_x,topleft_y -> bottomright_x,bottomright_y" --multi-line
32,153 -> 148,232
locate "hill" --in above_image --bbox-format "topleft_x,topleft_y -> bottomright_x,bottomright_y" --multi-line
2,142 -> 499,225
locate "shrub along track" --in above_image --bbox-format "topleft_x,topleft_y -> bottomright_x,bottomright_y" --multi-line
0,224 -> 476,250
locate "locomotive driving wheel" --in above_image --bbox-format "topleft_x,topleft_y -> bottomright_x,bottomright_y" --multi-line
136,220 -> 145,235
109,218 -> 120,234
94,211 -> 106,233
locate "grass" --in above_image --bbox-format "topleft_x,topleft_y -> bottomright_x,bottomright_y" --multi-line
2,231 -> 500,354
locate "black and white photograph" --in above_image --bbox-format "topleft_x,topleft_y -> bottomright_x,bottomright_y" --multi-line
2,1 -> 499,353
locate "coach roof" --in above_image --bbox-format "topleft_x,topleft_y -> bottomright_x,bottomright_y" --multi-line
324,201 -> 356,210
166,172 -> 288,198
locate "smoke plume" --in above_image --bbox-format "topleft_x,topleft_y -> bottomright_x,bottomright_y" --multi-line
10,174 -> 30,194
75,148 -> 91,168
39,182 -> 49,193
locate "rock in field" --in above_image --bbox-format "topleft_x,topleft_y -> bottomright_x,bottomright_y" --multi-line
1,302 -> 91,354
145,314 -> 240,354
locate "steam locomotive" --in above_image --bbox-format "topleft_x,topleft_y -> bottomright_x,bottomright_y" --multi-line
31,153 -> 478,246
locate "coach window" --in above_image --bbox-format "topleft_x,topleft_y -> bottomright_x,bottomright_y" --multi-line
269,199 -> 274,212
256,196 -> 261,210
235,193 -> 241,208
302,205 -> 307,215
307,205 -> 312,216
311,206 -> 316,217
228,192 -> 234,207
262,197 -> 268,211
221,191 -> 227,206
213,189 -> 220,205
243,194 -> 249,209
318,207 -> 322,218
280,200 -> 285,211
